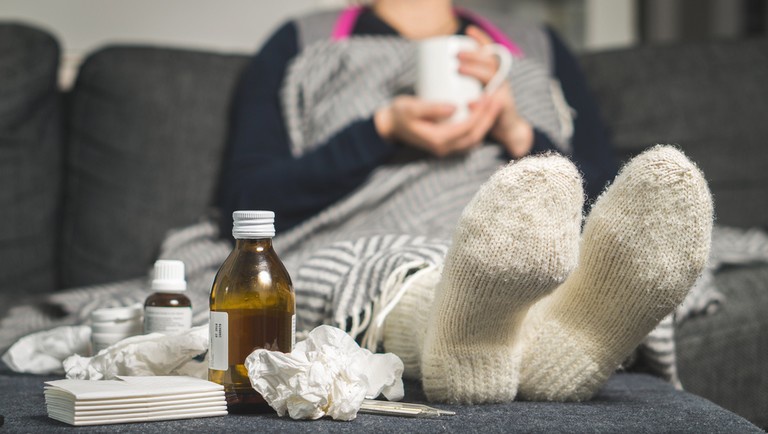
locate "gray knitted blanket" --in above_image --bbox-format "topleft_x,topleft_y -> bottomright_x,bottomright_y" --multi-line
2,36 -> 758,388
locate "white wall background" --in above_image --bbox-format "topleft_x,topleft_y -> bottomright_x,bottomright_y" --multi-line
1,0 -> 636,88
585,0 -> 636,50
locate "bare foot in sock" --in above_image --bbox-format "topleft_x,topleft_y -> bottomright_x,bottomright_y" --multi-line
517,146 -> 713,401
420,154 -> 583,404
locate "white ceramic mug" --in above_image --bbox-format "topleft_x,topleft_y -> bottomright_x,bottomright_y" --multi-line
416,35 -> 512,123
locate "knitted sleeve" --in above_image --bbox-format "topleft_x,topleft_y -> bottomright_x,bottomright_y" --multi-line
217,21 -> 396,237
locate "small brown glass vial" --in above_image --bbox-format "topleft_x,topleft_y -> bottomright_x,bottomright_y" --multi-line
144,260 -> 192,334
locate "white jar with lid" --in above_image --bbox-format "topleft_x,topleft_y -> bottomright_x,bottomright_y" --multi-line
90,304 -> 143,354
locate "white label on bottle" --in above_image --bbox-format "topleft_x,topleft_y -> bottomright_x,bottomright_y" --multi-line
291,314 -> 296,350
144,307 -> 192,334
209,311 -> 228,371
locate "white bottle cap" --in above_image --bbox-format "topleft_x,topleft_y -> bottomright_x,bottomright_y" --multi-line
232,210 -> 276,239
151,260 -> 187,292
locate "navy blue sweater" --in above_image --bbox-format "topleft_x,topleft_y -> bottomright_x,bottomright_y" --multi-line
217,10 -> 618,236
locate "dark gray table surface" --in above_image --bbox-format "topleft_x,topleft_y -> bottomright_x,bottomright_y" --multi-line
0,372 -> 760,433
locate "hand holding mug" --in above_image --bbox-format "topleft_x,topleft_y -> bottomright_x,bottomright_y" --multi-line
459,25 -> 533,158
376,26 -> 532,158
374,95 -> 505,157
416,32 -> 511,123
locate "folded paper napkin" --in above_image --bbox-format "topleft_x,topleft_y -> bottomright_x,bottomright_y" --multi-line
44,375 -> 227,426
245,325 -> 404,421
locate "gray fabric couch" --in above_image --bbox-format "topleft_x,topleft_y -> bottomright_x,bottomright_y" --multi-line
0,21 -> 766,431
0,373 -> 761,432
579,40 -> 768,427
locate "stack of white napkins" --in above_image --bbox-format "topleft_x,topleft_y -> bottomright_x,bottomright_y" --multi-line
44,376 -> 227,426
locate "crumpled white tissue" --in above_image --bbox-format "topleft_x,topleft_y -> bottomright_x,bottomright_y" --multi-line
2,326 -> 91,374
245,325 -> 404,421
63,325 -> 209,380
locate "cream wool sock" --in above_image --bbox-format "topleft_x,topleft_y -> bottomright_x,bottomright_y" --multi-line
420,154 -> 584,404
517,146 -> 713,402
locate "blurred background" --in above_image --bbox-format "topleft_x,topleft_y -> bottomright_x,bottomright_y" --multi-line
1,0 -> 766,88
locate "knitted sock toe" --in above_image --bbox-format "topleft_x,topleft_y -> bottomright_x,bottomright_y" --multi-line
420,154 -> 584,404
518,146 -> 713,402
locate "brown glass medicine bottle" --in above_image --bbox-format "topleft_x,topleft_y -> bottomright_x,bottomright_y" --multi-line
209,211 -> 295,413
144,260 -> 192,334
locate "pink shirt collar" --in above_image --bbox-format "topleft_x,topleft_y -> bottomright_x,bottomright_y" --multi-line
331,5 -> 524,58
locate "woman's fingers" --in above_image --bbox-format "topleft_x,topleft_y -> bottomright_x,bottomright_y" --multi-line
434,97 -> 494,153
399,96 -> 456,121
458,27 -> 500,85
450,96 -> 503,150
457,55 -> 497,84
466,25 -> 494,46
388,94 -> 508,157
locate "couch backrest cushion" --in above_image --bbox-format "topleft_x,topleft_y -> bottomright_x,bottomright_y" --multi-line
580,37 -> 768,229
60,46 -> 246,288
0,23 -> 61,295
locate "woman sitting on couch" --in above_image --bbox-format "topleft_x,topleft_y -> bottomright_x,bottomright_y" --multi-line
214,0 -> 713,403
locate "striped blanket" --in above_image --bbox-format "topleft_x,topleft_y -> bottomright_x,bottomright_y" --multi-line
3,219 -> 766,386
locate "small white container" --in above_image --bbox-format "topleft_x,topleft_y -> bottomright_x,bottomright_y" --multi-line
90,319 -> 143,335
90,305 -> 143,353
